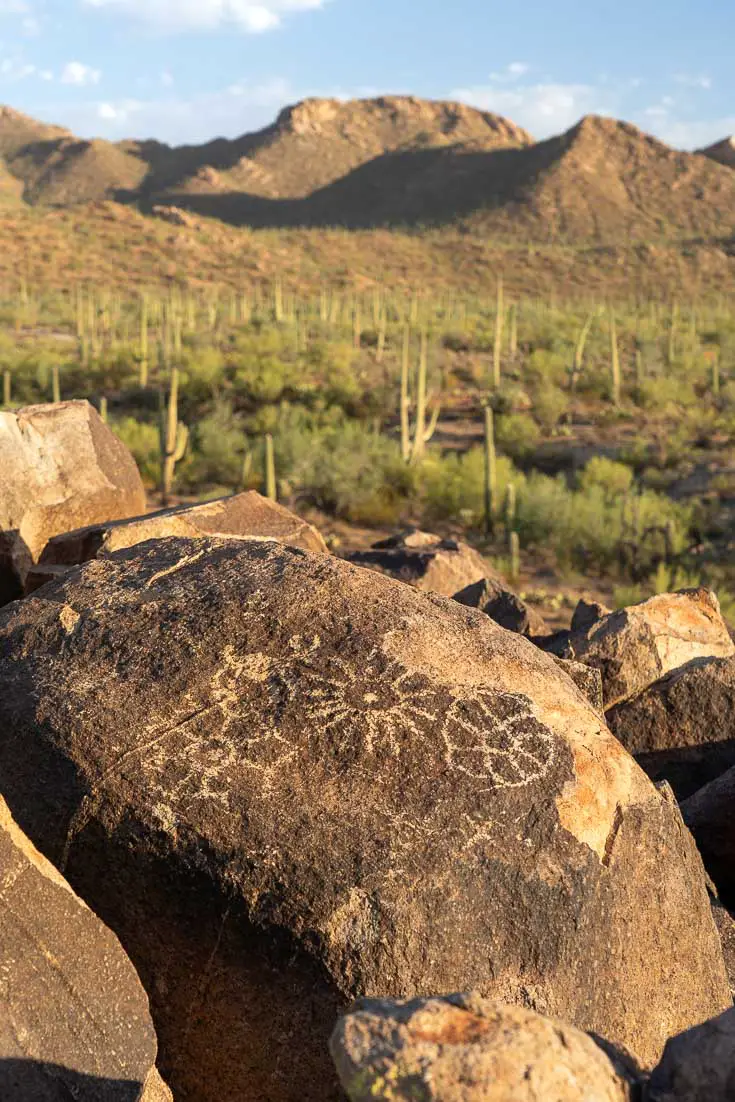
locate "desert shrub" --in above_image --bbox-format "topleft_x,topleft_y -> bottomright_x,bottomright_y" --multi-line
532,383 -> 568,433
187,400 -> 248,488
633,375 -> 697,412
495,413 -> 541,462
111,416 -> 160,486
577,457 -> 634,499
419,447 -> 517,526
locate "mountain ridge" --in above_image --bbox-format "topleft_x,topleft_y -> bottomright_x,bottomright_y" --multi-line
0,96 -> 734,243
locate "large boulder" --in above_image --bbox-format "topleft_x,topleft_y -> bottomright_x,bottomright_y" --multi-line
330,993 -> 638,1102
37,491 -> 328,581
453,578 -> 548,638
542,589 -> 735,709
344,529 -> 495,597
0,796 -> 170,1101
0,400 -> 146,604
681,767 -> 735,908
648,1007 -> 735,1101
607,656 -> 735,799
0,538 -> 729,1102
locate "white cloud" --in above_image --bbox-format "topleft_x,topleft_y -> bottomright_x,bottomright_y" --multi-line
81,0 -> 328,33
54,77 -> 292,142
674,74 -> 712,90
0,57 -> 37,81
61,61 -> 102,85
452,80 -> 612,137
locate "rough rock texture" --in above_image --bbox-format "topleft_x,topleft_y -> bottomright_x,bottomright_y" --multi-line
681,768 -> 735,908
572,599 -> 613,633
607,656 -> 735,800
553,657 -> 605,714
453,578 -> 548,638
330,993 -> 637,1102
0,796 -> 169,1102
711,899 -> 735,998
39,490 -> 328,570
0,538 -> 729,1102
542,589 -> 735,709
648,1007 -> 735,1101
345,530 -> 496,597
0,400 -> 146,603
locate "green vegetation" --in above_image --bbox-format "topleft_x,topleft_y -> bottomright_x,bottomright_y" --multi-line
2,279 -> 735,604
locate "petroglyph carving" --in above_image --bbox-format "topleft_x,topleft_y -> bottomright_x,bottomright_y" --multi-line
443,690 -> 557,791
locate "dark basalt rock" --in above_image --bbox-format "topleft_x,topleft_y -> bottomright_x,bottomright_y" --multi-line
607,656 -> 735,800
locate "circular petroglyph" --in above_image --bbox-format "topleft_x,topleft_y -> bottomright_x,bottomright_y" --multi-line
443,689 -> 557,791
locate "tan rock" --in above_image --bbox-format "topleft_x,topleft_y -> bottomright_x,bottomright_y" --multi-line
0,796 -> 170,1101
711,900 -> 735,998
544,589 -> 735,709
0,539 -> 728,1102
0,400 -> 146,603
648,1007 -> 735,1101
38,490 -> 328,574
330,994 -> 638,1101
346,530 -> 496,596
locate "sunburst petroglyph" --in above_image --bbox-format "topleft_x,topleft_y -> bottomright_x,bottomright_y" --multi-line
133,630 -> 558,828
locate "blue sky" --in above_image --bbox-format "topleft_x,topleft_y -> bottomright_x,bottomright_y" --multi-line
0,0 -> 733,148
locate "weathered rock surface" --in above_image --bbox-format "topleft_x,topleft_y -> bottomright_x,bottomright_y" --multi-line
345,529 -> 495,596
711,899 -> 735,998
0,538 -> 729,1102
553,657 -> 605,714
38,490 -> 328,575
330,993 -> 637,1102
0,400 -> 146,603
572,598 -> 613,633
607,656 -> 735,799
648,1007 -> 735,1101
542,589 -> 735,709
453,578 -> 548,638
681,767 -> 735,907
0,796 -> 170,1101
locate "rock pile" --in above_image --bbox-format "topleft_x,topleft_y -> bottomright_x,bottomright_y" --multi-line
0,538 -> 729,1100
3,402 -> 735,1101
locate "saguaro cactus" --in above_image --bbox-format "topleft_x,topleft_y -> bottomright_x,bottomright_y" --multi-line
401,329 -> 441,465
484,403 -> 497,537
493,277 -> 504,388
264,433 -> 277,501
2,369 -> 10,408
159,367 -> 189,504
609,309 -> 621,407
51,364 -> 61,404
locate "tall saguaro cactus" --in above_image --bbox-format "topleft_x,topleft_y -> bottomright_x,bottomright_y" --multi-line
400,329 -> 441,464
159,367 -> 189,505
609,309 -> 621,407
484,403 -> 497,537
493,277 -> 504,388
264,433 -> 277,501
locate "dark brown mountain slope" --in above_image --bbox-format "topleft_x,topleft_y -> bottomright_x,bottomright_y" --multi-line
700,136 -> 735,169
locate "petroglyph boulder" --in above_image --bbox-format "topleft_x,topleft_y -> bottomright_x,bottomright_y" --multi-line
543,589 -> 735,709
0,400 -> 145,604
330,994 -> 638,1102
607,655 -> 735,799
453,578 -> 548,638
38,490 -> 328,575
0,796 -> 170,1101
345,529 -> 495,596
0,538 -> 728,1102
648,1007 -> 735,1102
